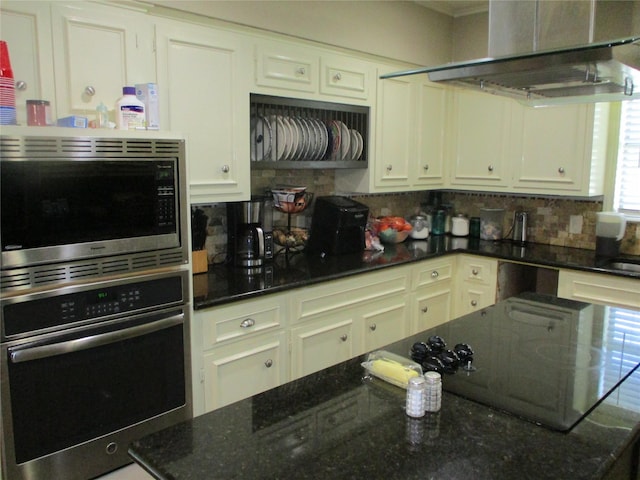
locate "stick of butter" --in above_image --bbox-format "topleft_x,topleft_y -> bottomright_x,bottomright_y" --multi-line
364,355 -> 421,388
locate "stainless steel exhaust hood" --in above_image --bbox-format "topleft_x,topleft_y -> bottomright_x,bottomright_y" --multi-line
381,1 -> 640,106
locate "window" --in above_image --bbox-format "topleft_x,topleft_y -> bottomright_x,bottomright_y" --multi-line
601,306 -> 640,413
613,100 -> 640,216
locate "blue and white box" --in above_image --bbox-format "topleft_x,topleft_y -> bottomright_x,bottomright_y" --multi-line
135,83 -> 159,130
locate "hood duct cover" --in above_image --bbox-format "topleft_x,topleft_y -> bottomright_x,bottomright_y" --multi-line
381,1 -> 640,106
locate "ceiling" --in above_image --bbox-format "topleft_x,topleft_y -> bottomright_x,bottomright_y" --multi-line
415,0 -> 489,17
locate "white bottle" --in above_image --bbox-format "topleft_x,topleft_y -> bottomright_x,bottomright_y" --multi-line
115,86 -> 145,130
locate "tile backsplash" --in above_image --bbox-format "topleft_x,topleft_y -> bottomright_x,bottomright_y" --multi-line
192,169 -> 640,265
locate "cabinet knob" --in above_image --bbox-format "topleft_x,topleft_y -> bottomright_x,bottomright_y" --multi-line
340,334 -> 348,342
471,300 -> 478,307
558,167 -> 565,174
421,306 -> 429,313
84,86 -> 96,97
369,323 -> 377,331
431,270 -> 439,279
423,164 -> 429,171
15,80 -> 27,91
487,165 -> 494,172
472,269 -> 479,276
240,318 -> 255,328
264,359 -> 273,368
333,72 -> 342,81
386,164 -> 393,172
221,164 -> 230,173
296,67 -> 306,75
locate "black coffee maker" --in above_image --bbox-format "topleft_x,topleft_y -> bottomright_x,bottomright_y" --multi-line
227,196 -> 274,268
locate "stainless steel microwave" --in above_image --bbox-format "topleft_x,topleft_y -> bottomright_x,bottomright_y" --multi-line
0,128 -> 189,291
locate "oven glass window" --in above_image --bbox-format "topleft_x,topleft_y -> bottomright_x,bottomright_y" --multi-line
1,159 -> 177,250
7,318 -> 186,464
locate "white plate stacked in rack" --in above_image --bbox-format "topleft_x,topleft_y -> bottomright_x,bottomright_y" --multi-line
250,114 -> 364,162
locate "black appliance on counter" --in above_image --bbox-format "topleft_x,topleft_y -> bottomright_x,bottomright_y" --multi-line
306,196 -> 369,256
227,196 -> 274,269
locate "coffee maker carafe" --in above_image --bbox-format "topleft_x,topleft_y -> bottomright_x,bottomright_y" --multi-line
227,197 -> 273,268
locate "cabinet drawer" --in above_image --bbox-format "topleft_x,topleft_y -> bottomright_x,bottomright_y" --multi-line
320,57 -> 370,100
202,295 -> 286,347
293,267 -> 409,322
557,270 -> 640,310
255,43 -> 319,93
412,259 -> 453,289
458,256 -> 497,285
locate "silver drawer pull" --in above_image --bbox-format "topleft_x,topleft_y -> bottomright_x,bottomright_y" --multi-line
369,323 -> 377,331
471,300 -> 478,307
340,334 -> 348,342
85,85 -> 96,96
472,269 -> 479,276
240,318 -> 255,328
431,270 -> 439,279
296,67 -> 306,75
264,359 -> 273,368
421,306 -> 429,313
333,72 -> 342,81
558,167 -> 565,174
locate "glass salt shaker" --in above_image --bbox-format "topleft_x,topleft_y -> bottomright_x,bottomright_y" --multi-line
424,371 -> 442,413
406,376 -> 426,418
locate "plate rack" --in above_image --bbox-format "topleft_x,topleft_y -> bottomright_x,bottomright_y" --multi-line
250,94 -> 369,169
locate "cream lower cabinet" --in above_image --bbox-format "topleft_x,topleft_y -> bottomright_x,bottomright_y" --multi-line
557,270 -> 640,310
411,257 -> 454,332
454,255 -> 498,318
196,293 -> 289,413
290,266 -> 411,380
155,19 -> 252,203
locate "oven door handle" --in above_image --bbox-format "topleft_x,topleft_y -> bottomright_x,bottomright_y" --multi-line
9,314 -> 184,364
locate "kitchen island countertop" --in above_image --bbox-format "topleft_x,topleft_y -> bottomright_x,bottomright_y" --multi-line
194,237 -> 640,310
129,340 -> 640,480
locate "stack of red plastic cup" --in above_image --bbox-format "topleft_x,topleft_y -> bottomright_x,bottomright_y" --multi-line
0,40 -> 17,125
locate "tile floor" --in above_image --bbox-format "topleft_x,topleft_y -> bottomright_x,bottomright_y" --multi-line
96,463 -> 153,479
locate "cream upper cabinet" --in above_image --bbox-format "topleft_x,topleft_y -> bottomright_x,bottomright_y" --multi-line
50,2 -> 155,119
155,20 -> 252,203
253,39 -> 375,103
255,40 -> 320,94
0,1 -> 55,126
449,89 -> 512,189
336,67 -> 447,193
511,103 -> 609,196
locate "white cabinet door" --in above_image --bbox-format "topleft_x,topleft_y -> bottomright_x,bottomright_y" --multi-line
449,89 -> 511,189
50,2 -> 155,118
413,79 -> 447,186
203,330 -> 288,411
512,103 -> 608,195
291,316 -> 357,380
0,1 -> 55,125
362,298 -> 410,351
454,255 -> 497,318
374,69 -> 413,189
156,21 -> 251,202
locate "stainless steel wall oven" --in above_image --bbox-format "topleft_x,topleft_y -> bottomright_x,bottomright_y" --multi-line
0,128 -> 192,480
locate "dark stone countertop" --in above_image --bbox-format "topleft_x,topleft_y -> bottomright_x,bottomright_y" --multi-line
194,237 -> 640,310
129,353 -> 640,480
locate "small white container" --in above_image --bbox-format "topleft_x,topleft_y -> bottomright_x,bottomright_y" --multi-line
451,214 -> 469,237
409,215 -> 430,239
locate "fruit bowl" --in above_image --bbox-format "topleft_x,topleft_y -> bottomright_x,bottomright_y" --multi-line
372,216 -> 412,244
271,188 -> 312,214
